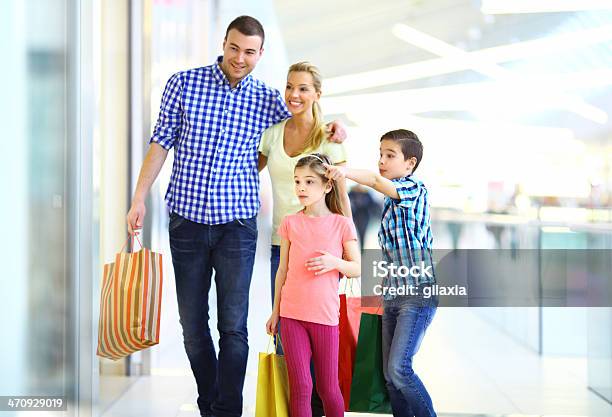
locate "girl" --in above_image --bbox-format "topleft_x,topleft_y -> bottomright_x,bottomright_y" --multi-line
266,153 -> 361,417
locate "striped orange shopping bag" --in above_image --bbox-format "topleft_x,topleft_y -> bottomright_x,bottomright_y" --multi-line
96,235 -> 163,360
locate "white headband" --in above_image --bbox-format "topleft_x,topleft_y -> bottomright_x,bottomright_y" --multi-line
299,154 -> 326,164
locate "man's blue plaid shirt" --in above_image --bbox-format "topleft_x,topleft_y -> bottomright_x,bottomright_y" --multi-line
378,175 -> 435,299
150,56 -> 291,225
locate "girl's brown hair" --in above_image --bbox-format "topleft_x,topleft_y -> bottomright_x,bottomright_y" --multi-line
287,62 -> 326,153
294,153 -> 344,216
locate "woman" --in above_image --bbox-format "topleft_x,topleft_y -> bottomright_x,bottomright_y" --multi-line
258,62 -> 351,416
258,61 -> 351,305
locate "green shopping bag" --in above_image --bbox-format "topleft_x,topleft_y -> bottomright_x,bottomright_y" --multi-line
348,313 -> 392,413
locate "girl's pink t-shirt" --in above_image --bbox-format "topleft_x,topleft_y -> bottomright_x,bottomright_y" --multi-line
278,211 -> 358,326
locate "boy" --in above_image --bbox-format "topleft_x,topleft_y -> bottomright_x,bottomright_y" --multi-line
325,129 -> 437,417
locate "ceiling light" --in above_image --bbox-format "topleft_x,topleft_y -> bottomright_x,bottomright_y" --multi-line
326,74 -> 612,124
326,25 -> 612,123
327,25 -> 612,95
390,23 -> 608,123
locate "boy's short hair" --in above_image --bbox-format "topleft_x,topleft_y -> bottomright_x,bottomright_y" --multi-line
225,16 -> 265,48
380,129 -> 423,172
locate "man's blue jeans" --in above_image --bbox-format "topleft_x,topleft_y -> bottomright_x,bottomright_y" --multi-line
382,295 -> 438,417
169,213 -> 257,417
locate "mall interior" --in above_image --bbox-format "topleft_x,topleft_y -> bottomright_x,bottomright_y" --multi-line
1,0 -> 612,416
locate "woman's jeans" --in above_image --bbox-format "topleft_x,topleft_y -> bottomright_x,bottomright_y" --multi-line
270,245 -> 283,354
270,245 -> 281,312
382,295 -> 438,417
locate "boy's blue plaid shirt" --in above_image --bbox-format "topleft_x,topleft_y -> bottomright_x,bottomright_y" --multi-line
150,56 -> 291,225
378,175 -> 435,300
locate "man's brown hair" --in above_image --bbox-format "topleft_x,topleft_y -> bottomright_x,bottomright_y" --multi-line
225,16 -> 265,48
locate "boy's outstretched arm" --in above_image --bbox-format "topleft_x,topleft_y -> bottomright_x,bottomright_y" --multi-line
325,164 -> 399,199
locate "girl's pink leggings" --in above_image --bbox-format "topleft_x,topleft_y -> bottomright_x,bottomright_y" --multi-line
281,317 -> 344,417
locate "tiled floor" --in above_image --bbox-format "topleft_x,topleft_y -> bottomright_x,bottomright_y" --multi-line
100,220 -> 612,417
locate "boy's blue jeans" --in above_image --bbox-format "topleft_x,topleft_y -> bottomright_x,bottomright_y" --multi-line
169,213 -> 257,417
382,294 -> 438,417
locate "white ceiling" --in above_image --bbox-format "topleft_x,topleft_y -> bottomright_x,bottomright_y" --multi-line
273,0 -> 612,141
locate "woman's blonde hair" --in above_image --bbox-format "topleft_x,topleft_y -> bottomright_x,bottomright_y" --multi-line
294,153 -> 344,216
287,62 -> 326,154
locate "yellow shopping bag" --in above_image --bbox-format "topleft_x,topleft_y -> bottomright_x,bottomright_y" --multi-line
255,336 -> 290,417
96,234 -> 163,360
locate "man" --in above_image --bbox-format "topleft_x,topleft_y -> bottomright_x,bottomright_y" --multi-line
126,16 -> 344,417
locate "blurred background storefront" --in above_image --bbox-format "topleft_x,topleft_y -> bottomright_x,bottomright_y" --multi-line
0,0 -> 611,416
